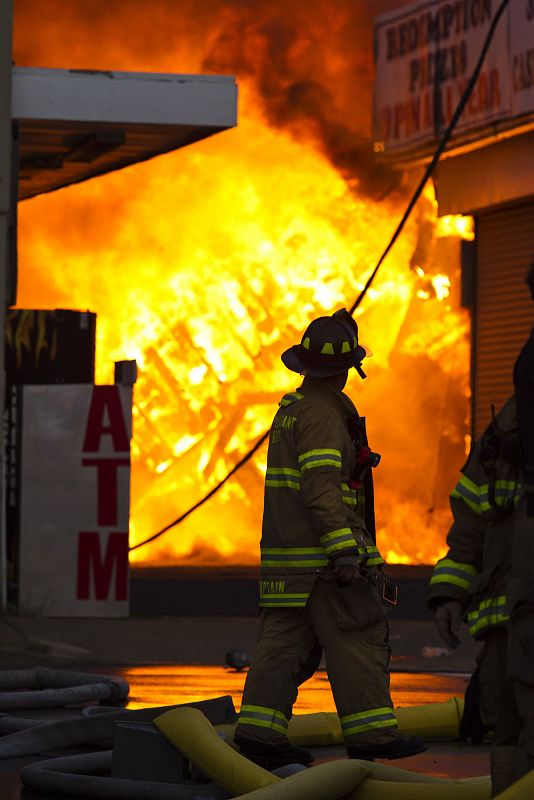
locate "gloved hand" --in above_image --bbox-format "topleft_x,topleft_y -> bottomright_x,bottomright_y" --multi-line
334,564 -> 361,587
434,599 -> 464,648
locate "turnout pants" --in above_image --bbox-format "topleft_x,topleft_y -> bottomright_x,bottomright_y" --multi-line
235,577 -> 398,747
479,626 -> 534,796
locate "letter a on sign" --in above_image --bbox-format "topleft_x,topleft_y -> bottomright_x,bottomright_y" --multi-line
83,387 -> 129,452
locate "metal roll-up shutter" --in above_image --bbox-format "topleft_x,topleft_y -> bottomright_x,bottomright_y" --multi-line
473,201 -> 534,437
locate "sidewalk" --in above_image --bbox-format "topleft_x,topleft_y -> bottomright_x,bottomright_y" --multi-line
0,614 -> 480,671
1,564 -> 480,671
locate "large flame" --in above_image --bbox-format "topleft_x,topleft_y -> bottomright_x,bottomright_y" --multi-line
13,0 -> 471,565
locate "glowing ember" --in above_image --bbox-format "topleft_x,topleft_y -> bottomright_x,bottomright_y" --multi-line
436,215 -> 475,240
13,0 -> 471,565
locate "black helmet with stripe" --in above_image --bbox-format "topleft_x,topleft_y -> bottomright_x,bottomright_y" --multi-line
282,309 -> 370,379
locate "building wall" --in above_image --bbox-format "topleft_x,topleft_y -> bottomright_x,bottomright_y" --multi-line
373,0 -> 534,439
434,131 -> 534,436
473,200 -> 534,437
435,130 -> 534,216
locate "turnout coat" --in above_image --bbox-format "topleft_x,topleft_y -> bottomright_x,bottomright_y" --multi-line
259,376 -> 384,609
428,397 -> 522,640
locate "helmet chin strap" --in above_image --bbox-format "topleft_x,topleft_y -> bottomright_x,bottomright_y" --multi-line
355,364 -> 367,380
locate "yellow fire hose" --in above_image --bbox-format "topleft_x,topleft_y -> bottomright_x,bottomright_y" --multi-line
156,704 -> 369,798
490,771 -> 534,800
213,696 -> 466,748
155,705 -> 491,800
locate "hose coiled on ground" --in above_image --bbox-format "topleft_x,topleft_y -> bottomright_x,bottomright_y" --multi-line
0,667 -> 129,709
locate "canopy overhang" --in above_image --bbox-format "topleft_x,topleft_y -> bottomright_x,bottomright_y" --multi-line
12,67 -> 238,200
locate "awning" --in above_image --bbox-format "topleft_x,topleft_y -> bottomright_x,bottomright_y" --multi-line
12,67 -> 238,200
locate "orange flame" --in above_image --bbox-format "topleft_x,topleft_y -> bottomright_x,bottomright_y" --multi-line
14,0 -> 471,565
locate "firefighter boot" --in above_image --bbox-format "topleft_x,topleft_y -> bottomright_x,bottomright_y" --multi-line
234,736 -> 313,770
347,735 -> 427,761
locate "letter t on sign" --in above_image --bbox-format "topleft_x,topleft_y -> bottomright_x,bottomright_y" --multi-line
82,458 -> 130,526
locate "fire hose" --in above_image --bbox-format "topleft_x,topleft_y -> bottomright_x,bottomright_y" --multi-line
17,699 -> 495,799
156,706 -> 491,799
0,667 -> 128,710
130,0 -> 511,557
20,752 -> 234,800
20,751 -> 304,800
0,689 -> 236,758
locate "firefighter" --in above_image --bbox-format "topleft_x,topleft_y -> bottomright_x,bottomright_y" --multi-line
428,396 -> 530,795
234,309 -> 427,769
506,260 -> 534,786
514,260 -> 534,515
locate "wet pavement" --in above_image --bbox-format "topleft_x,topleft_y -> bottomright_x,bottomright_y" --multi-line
0,566 -> 481,673
0,665 -> 490,799
121,664 -> 469,713
0,567 -> 489,797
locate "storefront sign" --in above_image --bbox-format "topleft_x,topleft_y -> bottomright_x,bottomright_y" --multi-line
511,1 -> 534,116
18,385 -> 132,616
374,0 -> 513,152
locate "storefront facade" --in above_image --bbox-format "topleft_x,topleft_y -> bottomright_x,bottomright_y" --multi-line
374,0 -> 534,435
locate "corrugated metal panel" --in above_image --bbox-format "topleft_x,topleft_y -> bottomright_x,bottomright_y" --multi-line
474,202 -> 534,437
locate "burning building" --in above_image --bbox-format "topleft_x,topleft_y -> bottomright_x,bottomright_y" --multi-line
12,0 -> 475,571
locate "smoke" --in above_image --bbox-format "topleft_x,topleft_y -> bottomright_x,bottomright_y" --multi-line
202,1 -> 403,197
14,0 -> 402,198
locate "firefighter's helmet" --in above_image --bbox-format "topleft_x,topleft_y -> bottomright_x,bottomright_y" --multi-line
281,309 -> 371,379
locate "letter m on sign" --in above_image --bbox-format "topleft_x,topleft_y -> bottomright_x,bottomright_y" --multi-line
77,532 -> 129,601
